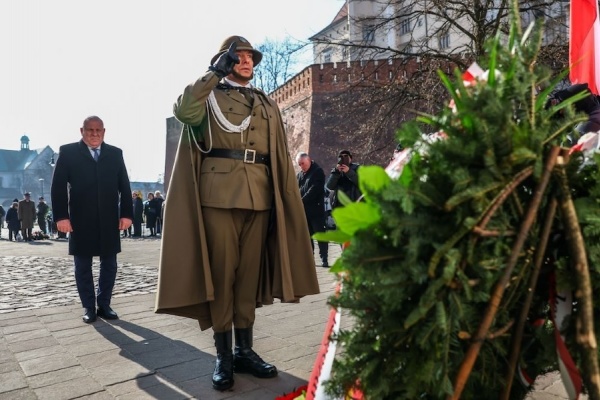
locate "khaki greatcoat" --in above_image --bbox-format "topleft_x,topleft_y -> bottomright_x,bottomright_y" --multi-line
154,71 -> 320,330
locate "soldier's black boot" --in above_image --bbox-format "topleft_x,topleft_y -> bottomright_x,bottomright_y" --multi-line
233,327 -> 278,378
212,331 -> 234,391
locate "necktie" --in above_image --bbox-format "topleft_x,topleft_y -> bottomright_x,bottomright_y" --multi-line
92,148 -> 99,161
239,88 -> 254,105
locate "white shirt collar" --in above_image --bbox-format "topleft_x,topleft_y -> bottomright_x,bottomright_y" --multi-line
223,77 -> 252,89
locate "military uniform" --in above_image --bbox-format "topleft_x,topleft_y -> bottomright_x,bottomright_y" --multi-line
155,63 -> 319,330
155,36 -> 319,391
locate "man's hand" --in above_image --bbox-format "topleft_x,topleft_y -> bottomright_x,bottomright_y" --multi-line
56,219 -> 73,233
209,42 -> 239,78
336,164 -> 350,173
119,218 -> 133,231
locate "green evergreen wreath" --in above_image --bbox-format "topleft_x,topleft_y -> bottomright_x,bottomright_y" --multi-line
315,11 -> 600,400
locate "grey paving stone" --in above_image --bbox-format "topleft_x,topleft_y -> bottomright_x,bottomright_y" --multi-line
20,352 -> 79,377
77,349 -> 126,369
2,321 -> 44,335
105,373 -> 176,397
115,382 -> 190,400
133,346 -> 203,370
0,388 -> 38,400
13,345 -> 64,362
0,370 -> 28,392
88,359 -> 153,386
61,336 -> 119,357
157,358 -> 214,383
0,358 -> 20,374
27,365 -> 88,389
7,336 -> 59,354
32,375 -> 104,400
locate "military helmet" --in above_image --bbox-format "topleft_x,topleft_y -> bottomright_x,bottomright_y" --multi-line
211,35 -> 263,66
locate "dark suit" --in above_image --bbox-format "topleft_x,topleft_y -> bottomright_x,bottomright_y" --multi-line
297,161 -> 328,265
51,140 -> 133,309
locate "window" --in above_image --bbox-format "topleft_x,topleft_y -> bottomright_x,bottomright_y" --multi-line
400,18 -> 411,35
362,24 -> 375,43
439,32 -> 450,49
323,49 -> 332,64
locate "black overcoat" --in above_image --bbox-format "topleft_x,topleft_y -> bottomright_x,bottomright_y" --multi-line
133,197 -> 144,224
297,161 -> 326,220
50,140 -> 133,256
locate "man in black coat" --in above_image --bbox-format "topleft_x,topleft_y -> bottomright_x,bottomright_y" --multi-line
326,149 -> 362,209
296,152 -> 329,267
51,115 -> 133,324
132,191 -> 144,237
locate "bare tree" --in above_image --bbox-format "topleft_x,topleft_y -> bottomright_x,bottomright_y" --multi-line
253,37 -> 306,94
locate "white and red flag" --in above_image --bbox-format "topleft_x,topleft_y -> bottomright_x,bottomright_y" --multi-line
570,0 -> 600,94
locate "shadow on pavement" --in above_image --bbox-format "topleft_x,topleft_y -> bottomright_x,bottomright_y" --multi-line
91,317 -> 303,399
92,318 -> 206,398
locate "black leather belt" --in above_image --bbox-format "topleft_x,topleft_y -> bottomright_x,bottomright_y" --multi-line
205,148 -> 270,165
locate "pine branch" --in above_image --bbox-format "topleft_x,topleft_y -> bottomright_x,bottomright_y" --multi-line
450,146 -> 560,399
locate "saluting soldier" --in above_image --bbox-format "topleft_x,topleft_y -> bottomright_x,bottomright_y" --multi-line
154,35 -> 320,392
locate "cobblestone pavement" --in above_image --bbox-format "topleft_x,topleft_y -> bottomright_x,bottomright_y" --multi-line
0,229 -> 584,399
0,234 -> 161,314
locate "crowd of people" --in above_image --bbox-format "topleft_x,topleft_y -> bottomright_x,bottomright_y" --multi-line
1,191 -> 164,242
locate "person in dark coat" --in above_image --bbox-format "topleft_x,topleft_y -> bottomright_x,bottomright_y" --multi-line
153,191 -> 165,235
36,197 -> 50,234
50,115 -> 133,324
6,202 -> 20,241
143,192 -> 158,236
0,204 -> 5,239
326,149 -> 362,209
18,192 -> 36,241
296,152 -> 329,267
132,191 -> 144,237
547,82 -> 600,144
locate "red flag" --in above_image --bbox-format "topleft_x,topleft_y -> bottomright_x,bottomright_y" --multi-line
570,0 -> 600,94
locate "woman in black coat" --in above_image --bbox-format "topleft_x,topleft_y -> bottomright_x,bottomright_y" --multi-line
6,202 -> 20,241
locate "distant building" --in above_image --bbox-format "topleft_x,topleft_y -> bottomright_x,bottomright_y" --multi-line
0,135 -> 55,207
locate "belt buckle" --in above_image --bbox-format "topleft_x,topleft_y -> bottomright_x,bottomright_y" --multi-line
244,149 -> 256,164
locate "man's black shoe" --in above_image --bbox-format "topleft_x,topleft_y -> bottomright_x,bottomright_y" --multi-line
322,262 -> 329,268
83,308 -> 96,324
97,306 -> 119,320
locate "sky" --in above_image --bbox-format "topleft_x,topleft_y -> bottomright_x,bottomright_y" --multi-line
0,0 -> 345,182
